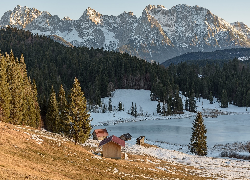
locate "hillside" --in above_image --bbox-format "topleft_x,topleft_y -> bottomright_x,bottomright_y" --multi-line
0,120 -> 209,179
161,48 -> 250,67
1,4 -> 250,63
0,27 -> 179,118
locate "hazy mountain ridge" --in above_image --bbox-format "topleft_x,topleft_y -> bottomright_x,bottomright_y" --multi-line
1,4 -> 250,63
161,48 -> 250,67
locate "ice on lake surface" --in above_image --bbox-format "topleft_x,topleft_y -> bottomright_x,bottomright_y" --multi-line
93,114 -> 250,147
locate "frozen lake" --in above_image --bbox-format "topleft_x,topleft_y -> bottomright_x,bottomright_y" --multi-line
93,114 -> 250,147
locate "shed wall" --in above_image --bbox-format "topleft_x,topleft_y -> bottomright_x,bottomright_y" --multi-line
103,142 -> 121,159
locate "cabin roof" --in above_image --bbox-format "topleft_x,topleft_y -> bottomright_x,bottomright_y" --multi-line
120,133 -> 132,138
93,129 -> 109,137
99,135 -> 125,147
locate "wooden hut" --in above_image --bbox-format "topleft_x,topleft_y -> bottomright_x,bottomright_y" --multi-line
119,133 -> 132,141
92,129 -> 109,140
99,135 -> 125,159
136,136 -> 145,145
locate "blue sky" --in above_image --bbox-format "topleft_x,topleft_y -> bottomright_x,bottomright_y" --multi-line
1,0 -> 250,27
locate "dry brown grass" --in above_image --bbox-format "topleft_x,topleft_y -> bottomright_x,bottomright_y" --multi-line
0,121 -> 212,179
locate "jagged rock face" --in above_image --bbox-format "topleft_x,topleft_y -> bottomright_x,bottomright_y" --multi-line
1,5 -> 42,28
146,4 -> 250,50
231,22 -> 250,41
1,4 -> 250,63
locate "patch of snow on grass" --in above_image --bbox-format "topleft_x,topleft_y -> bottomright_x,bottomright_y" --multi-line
124,141 -> 250,179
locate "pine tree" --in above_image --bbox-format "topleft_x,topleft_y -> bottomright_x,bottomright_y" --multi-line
108,98 -> 112,111
46,86 -> 59,133
157,101 -> 161,114
19,55 -> 41,127
131,102 -> 134,116
188,93 -> 196,112
7,51 -> 24,125
0,53 -> 11,122
209,91 -> 213,104
221,89 -> 228,108
29,80 -> 41,128
102,104 -> 107,113
134,103 -> 137,118
175,94 -> 183,113
246,90 -> 250,107
58,85 -> 68,134
67,78 -> 91,144
18,54 -> 30,125
190,112 -> 207,156
162,103 -> 166,116
118,101 -> 123,111
185,98 -> 189,111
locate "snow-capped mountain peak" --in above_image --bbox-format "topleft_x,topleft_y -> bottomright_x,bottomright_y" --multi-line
231,21 -> 250,40
1,4 -> 250,63
2,5 -> 42,28
82,7 -> 102,25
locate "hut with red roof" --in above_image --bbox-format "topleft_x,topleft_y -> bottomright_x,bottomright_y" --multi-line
92,129 -> 109,140
99,135 -> 125,159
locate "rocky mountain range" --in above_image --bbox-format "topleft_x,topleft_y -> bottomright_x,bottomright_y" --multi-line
1,4 -> 250,63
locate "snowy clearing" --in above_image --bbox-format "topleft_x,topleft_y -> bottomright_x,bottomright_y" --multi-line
90,89 -> 250,126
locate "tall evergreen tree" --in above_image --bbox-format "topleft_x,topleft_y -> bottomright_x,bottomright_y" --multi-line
221,89 -> 228,108
67,78 -> 91,144
29,80 -> 41,128
188,92 -> 196,112
134,103 -> 137,118
131,102 -> 134,116
46,86 -> 59,133
0,53 -> 11,122
185,98 -> 189,111
8,51 -> 24,125
209,91 -> 213,104
162,103 -> 166,116
190,112 -> 207,156
118,101 -> 123,111
157,101 -> 161,114
108,98 -> 112,111
174,93 -> 183,113
58,85 -> 68,134
19,55 -> 41,127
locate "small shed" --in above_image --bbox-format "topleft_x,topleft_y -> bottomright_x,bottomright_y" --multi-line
99,135 -> 125,159
92,129 -> 109,140
136,136 -> 145,145
119,133 -> 132,141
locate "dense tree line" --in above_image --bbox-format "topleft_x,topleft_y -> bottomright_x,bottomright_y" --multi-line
2,27 -> 250,123
161,48 -> 250,67
169,59 -> 250,108
0,51 -> 41,127
0,27 -> 181,117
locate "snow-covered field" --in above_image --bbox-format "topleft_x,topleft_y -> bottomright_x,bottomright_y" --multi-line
89,89 -> 250,179
90,89 -> 250,126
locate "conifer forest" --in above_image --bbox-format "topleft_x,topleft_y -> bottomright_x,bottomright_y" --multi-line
1,27 -> 250,132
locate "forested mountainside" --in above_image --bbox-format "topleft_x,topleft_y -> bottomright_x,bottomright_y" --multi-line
0,27 -> 180,116
161,48 -> 250,67
2,27 -> 250,119
1,5 -> 250,63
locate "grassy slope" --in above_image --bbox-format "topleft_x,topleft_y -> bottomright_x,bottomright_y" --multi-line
0,121 -> 210,179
